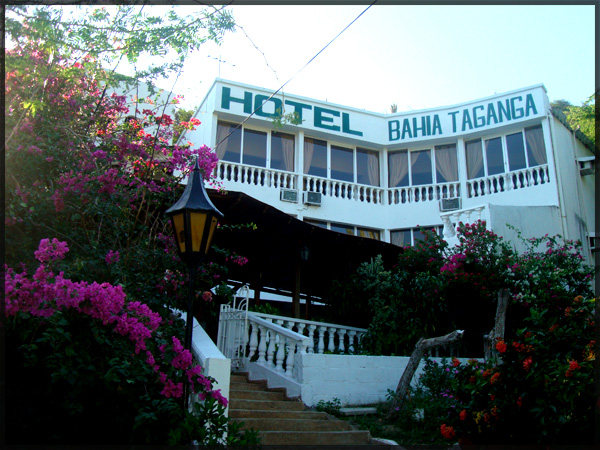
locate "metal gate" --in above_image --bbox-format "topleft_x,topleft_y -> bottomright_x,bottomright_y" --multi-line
216,285 -> 249,370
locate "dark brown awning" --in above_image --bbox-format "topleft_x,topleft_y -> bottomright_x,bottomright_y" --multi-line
208,190 -> 402,302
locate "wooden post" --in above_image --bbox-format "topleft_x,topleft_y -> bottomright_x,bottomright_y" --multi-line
387,329 -> 464,417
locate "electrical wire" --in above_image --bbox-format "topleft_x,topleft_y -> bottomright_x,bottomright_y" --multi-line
213,1 -> 378,152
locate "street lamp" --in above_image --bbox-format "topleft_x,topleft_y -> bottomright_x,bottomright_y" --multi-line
166,157 -> 223,352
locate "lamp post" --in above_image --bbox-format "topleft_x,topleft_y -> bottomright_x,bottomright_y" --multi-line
166,158 -> 224,352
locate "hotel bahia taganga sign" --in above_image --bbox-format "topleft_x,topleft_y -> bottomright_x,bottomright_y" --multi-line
217,82 -> 546,146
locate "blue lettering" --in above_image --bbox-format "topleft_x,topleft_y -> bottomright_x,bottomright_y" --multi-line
221,87 -> 252,114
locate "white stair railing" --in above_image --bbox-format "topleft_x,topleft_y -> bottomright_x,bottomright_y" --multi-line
249,312 -> 367,355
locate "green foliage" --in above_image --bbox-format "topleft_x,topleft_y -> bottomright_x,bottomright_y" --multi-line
250,302 -> 281,316
428,297 -> 594,445
315,397 -> 342,416
330,221 -> 593,358
6,5 -> 235,85
566,93 -> 596,148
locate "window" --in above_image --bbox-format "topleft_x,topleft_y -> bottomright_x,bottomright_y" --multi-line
305,138 -> 381,186
357,227 -> 380,240
486,137 -> 505,175
434,144 -> 458,183
410,150 -> 433,185
217,121 -> 296,171
243,129 -> 267,167
388,150 -> 409,187
524,125 -> 547,166
271,131 -> 295,171
330,222 -> 355,235
506,132 -> 526,171
357,148 -> 380,186
465,137 -> 504,179
391,226 -> 442,247
331,145 -> 354,182
466,126 -> 547,180
304,137 -> 327,178
216,121 -> 242,163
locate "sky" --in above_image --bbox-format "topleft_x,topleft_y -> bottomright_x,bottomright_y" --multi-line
149,3 -> 597,115
56,3 -> 592,115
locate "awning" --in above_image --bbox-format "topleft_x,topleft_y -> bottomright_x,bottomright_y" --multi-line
207,190 -> 403,306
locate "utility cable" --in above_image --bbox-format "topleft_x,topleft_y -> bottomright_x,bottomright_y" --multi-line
213,1 -> 377,152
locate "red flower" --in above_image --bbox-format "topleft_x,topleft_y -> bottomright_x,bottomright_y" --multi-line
495,339 -> 507,353
459,409 -> 467,421
452,357 -> 461,367
440,424 -> 456,440
523,356 -> 533,371
490,373 -> 500,384
517,397 -> 522,408
565,360 -> 581,377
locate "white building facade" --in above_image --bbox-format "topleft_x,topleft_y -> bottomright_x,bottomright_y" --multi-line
183,79 -> 596,261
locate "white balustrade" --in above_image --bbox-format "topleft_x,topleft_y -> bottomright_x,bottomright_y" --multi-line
467,164 -> 550,198
250,312 -> 367,355
440,205 -> 487,240
215,161 -> 297,190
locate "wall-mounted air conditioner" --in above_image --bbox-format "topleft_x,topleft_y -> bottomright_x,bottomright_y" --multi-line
303,191 -> 322,206
280,188 -> 299,203
577,156 -> 595,176
439,197 -> 461,212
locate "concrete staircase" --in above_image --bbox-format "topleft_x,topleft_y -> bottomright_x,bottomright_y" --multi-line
229,373 -> 374,446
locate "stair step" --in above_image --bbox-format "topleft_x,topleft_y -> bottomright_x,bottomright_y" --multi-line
258,430 -> 372,446
229,399 -> 305,411
232,417 -> 353,432
229,409 -> 329,420
230,381 -> 263,391
229,389 -> 284,401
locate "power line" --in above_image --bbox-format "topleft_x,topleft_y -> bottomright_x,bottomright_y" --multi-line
213,1 -> 378,152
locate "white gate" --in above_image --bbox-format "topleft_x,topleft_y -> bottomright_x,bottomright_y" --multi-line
216,285 -> 249,370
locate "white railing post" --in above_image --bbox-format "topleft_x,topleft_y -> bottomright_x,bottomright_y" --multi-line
257,325 -> 267,363
248,322 -> 258,359
327,327 -> 336,352
275,333 -> 286,373
337,329 -> 347,354
317,326 -> 326,354
266,329 -> 276,366
307,325 -> 317,353
348,330 -> 357,354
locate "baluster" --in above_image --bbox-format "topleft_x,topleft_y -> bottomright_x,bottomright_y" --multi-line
317,326 -> 326,354
275,333 -> 285,373
327,327 -> 336,352
299,339 -> 308,354
285,341 -> 296,377
248,322 -> 259,359
307,325 -> 317,353
257,324 -> 267,363
266,329 -> 276,366
337,329 -> 347,354
347,330 -> 357,354
296,322 -> 306,337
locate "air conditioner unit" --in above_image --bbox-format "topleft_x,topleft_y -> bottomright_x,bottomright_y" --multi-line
577,156 -> 595,176
439,197 -> 461,212
280,188 -> 299,203
303,191 -> 322,206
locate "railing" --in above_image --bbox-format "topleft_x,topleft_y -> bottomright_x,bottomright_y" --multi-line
250,312 -> 367,355
440,204 -> 488,241
467,164 -> 550,198
215,161 -> 551,206
215,161 -> 297,190
388,182 -> 460,205
303,175 -> 385,205
217,306 -> 368,385
245,314 -> 310,379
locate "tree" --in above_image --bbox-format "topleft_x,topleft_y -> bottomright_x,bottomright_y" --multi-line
566,93 -> 596,148
4,6 -> 258,445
